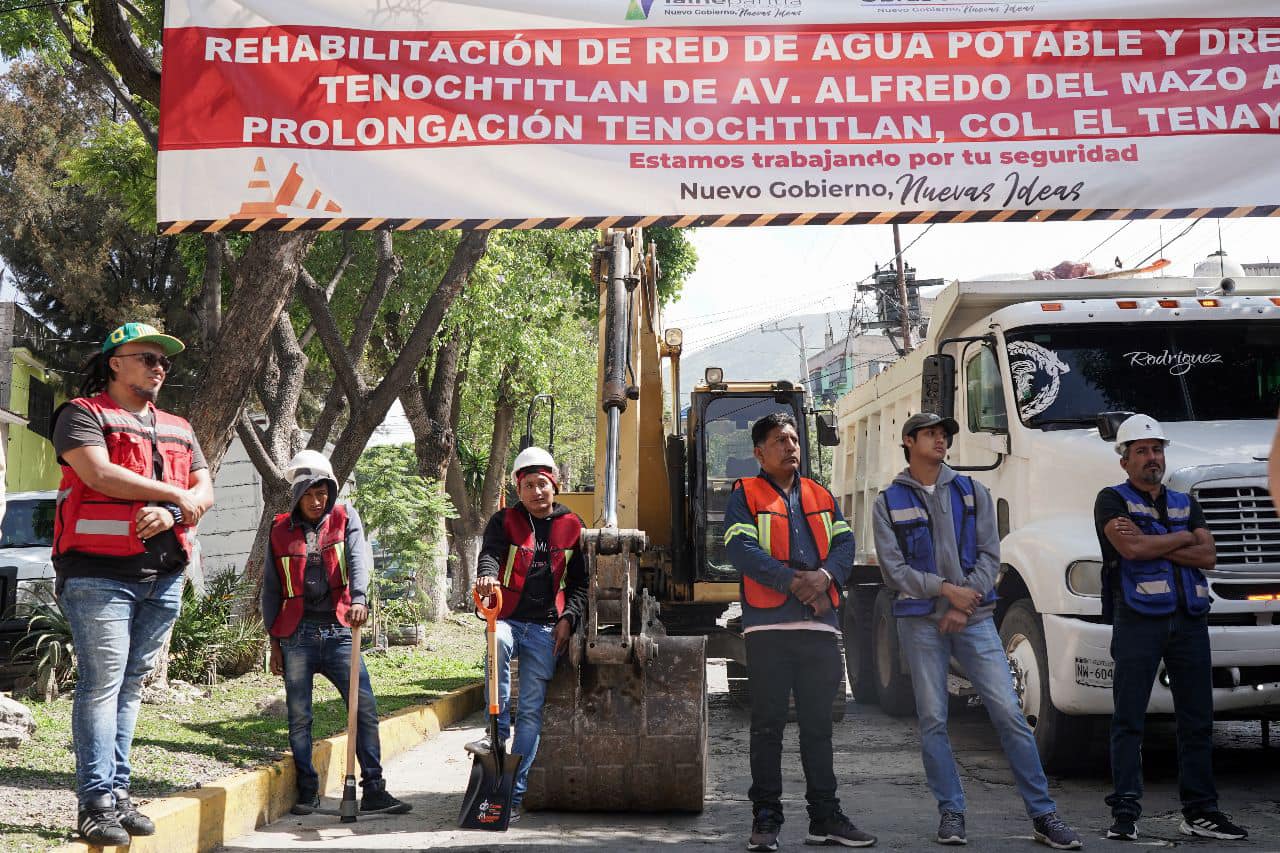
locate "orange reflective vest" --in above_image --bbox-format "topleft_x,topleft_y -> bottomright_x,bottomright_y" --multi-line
268,503 -> 352,638
733,476 -> 842,610
53,392 -> 195,563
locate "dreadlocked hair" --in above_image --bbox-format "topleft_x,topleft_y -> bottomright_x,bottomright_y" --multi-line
78,350 -> 116,398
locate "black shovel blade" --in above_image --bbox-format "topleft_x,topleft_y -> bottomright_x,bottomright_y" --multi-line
457,748 -> 523,831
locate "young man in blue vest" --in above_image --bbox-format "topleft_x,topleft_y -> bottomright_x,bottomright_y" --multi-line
1095,414 -> 1245,841
53,323 -> 214,846
874,412 -> 1081,849
724,411 -> 877,851
472,446 -> 589,823
262,450 -> 410,817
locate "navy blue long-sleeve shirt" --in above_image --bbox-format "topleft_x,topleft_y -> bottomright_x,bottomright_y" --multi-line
724,472 -> 854,632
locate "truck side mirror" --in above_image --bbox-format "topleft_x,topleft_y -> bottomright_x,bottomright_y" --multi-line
1096,411 -> 1134,443
815,411 -> 840,447
921,355 -> 956,420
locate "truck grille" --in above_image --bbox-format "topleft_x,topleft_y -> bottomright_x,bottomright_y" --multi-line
1193,485 -> 1280,568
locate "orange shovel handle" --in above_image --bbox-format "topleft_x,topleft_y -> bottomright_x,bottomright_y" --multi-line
473,587 -> 503,714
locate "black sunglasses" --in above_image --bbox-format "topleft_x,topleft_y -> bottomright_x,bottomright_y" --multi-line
113,352 -> 173,372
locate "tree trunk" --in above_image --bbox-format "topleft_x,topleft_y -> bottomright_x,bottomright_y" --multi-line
445,456 -> 481,608
190,233 -> 313,475
426,508 -> 449,622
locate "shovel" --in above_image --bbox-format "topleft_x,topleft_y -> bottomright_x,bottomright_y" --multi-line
304,622 -> 406,821
458,587 -> 523,831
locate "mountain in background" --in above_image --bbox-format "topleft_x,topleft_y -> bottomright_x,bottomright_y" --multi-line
678,311 -> 852,403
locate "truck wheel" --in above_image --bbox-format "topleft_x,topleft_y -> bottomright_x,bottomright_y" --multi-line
999,600 -> 1093,774
727,660 -> 750,708
841,587 -> 879,705
873,589 -> 917,717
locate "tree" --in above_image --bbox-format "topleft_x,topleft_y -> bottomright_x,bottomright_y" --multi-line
353,444 -> 454,623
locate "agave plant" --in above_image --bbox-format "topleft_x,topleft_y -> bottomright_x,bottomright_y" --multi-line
12,591 -> 76,701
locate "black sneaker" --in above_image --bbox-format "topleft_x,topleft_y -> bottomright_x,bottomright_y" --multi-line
806,812 -> 877,847
78,798 -> 130,847
360,786 -> 412,814
937,811 -> 966,845
291,792 -> 320,815
749,809 -> 783,852
1106,816 -> 1138,840
116,794 -> 155,836
1180,811 -> 1247,840
1032,812 -> 1083,850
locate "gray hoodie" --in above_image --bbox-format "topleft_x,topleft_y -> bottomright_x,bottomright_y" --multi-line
872,464 -> 1001,623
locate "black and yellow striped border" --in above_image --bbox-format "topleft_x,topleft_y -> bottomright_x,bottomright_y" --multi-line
159,205 -> 1280,234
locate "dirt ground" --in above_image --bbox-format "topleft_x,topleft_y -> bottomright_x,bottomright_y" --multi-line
222,661 -> 1280,853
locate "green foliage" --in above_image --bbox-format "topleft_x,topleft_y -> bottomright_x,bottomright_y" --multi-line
11,588 -> 75,700
169,571 -> 266,682
354,444 -> 455,610
60,116 -> 157,232
649,226 -> 698,306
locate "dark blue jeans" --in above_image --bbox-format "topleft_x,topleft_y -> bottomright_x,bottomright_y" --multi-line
280,622 -> 383,796
1107,601 -> 1217,820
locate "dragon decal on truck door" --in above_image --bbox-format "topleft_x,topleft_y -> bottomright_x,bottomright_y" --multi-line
1008,340 -> 1071,420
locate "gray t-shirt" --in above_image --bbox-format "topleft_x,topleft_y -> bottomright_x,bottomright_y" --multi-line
52,400 -> 207,581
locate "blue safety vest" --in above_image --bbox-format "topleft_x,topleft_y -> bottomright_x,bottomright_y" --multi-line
882,476 -> 994,617
1110,482 -> 1211,617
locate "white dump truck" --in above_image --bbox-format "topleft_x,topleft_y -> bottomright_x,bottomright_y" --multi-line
832,274 -> 1280,770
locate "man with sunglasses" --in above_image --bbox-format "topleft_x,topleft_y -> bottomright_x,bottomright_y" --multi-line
51,322 -> 214,846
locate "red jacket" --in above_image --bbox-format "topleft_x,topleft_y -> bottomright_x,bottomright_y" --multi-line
53,392 -> 195,562
267,503 -> 353,638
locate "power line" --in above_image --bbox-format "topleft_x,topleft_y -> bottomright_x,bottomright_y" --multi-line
0,0 -> 68,16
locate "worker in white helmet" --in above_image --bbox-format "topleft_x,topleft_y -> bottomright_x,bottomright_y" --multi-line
1094,415 -> 1245,842
471,446 -> 588,822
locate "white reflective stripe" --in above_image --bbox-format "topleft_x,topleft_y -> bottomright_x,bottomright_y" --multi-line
1135,580 -> 1172,595
75,519 -> 132,536
962,494 -> 975,507
1195,584 -> 1210,598
1168,506 -> 1191,520
1124,501 -> 1157,518
889,506 -> 928,524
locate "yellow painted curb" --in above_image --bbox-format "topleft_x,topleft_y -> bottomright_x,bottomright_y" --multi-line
50,681 -> 483,853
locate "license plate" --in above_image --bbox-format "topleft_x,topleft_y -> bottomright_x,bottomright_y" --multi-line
1074,656 -> 1114,688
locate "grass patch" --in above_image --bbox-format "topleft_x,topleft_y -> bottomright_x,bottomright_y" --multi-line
0,616 -> 484,851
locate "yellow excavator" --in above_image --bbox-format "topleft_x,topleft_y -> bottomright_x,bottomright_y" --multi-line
522,228 -> 840,811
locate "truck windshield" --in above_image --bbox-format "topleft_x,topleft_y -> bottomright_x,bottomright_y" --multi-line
0,499 -> 56,549
701,396 -> 804,574
1005,320 -> 1280,427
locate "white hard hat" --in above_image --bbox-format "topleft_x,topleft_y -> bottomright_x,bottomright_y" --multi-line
511,446 -> 558,490
1115,414 -> 1169,455
286,449 -> 335,485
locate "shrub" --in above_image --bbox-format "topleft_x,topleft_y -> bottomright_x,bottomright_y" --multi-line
169,570 -> 266,682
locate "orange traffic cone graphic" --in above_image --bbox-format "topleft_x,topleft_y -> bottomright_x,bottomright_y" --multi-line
275,163 -> 343,216
233,157 -> 281,218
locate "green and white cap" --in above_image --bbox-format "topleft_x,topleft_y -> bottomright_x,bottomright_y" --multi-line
102,322 -> 185,356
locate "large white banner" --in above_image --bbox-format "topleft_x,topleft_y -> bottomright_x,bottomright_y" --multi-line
158,0 -> 1280,232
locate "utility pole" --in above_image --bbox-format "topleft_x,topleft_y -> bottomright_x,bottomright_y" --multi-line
893,224 -> 913,353
760,321 -> 813,397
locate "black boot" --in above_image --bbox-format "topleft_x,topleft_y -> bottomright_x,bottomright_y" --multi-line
291,789 -> 321,815
361,782 -> 412,814
78,794 -> 130,846
116,793 -> 156,836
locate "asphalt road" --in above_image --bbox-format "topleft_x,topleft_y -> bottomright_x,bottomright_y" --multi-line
219,662 -> 1280,852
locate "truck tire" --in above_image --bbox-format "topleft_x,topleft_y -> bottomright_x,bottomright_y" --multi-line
873,589 -> 917,717
727,660 -> 750,707
998,600 -> 1094,774
841,587 -> 879,705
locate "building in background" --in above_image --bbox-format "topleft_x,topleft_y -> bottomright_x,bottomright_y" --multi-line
0,303 -> 63,493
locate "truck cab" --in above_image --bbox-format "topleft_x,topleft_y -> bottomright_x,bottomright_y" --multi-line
833,276 -> 1280,770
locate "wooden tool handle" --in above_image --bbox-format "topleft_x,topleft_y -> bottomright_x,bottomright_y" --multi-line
346,623 -> 361,774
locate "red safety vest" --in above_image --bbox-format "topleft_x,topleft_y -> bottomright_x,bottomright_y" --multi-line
53,392 -> 196,562
497,507 -> 582,621
268,503 -> 352,638
735,476 -> 841,610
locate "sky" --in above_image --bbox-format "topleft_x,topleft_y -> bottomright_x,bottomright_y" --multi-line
667,216 -> 1280,355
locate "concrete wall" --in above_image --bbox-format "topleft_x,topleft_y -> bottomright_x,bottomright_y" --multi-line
4,350 -> 63,493
198,436 -> 264,578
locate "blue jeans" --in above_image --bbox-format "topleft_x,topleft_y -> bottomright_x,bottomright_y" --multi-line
60,572 -> 185,807
898,616 -> 1057,819
1107,601 -> 1217,820
280,622 -> 384,795
487,619 -> 557,805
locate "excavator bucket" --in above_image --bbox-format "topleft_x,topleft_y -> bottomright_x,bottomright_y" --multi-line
522,634 -> 707,812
